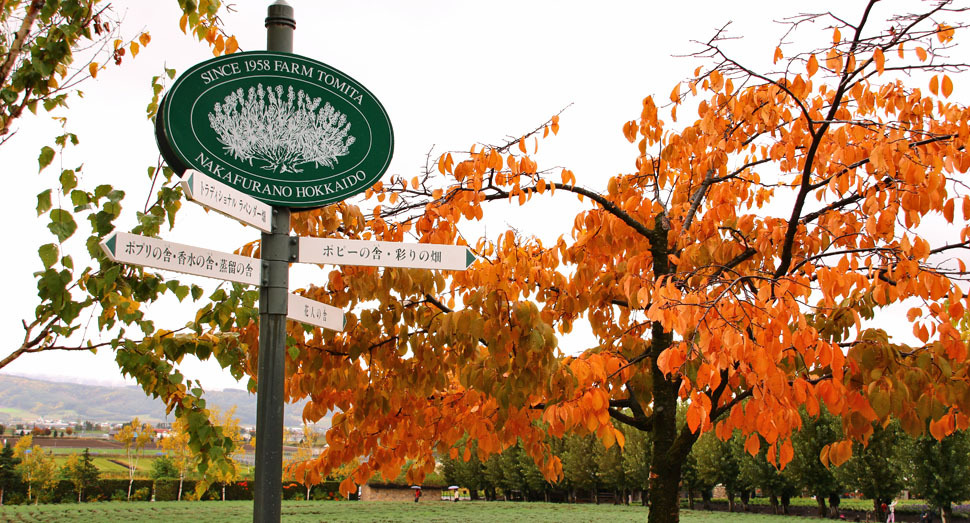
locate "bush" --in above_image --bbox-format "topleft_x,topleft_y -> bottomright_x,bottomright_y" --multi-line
111,490 -> 127,502
132,487 -> 151,501
153,479 -> 190,501
4,492 -> 25,505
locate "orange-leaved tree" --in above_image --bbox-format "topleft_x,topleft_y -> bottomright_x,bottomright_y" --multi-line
244,3 -> 970,523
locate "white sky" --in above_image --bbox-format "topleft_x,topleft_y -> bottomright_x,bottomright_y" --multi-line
0,0 -> 958,391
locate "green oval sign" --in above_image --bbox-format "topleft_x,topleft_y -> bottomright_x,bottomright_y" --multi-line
157,51 -> 393,209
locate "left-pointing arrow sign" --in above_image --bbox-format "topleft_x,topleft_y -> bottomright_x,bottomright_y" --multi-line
286,293 -> 345,332
180,169 -> 273,232
100,231 -> 261,286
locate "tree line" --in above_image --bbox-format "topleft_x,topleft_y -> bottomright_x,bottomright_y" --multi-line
442,408 -> 970,522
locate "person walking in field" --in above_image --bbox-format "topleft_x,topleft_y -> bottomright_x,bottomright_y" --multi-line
413,488 -> 421,503
887,499 -> 897,523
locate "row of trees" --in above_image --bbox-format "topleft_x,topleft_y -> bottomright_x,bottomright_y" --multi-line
442,410 -> 970,521
0,437 -> 99,504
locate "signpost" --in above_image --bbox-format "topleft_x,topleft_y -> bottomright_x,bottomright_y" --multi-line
298,237 -> 476,271
99,232 -> 260,286
181,169 -> 273,232
98,2 -> 471,522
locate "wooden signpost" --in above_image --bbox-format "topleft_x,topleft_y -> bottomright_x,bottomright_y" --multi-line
96,2 -> 477,521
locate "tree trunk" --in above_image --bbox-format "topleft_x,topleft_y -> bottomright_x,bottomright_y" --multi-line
128,477 -> 134,501
222,483 -> 226,501
816,496 -> 827,518
178,473 -> 183,501
769,494 -> 779,514
943,505 -> 952,523
646,316 -> 698,523
727,492 -> 735,512
641,488 -> 648,507
740,490 -> 750,511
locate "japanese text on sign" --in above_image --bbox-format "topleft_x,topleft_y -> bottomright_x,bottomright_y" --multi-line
100,231 -> 261,286
297,237 -> 476,271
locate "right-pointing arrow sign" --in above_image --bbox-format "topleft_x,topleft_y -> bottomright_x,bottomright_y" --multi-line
286,293 -> 344,332
297,237 -> 476,271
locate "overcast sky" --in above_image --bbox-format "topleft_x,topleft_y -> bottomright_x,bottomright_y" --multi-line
1,0 -> 953,391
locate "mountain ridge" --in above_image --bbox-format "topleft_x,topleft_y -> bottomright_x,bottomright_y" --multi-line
0,374 -> 322,428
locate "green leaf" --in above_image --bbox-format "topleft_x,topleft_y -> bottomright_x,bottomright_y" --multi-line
38,244 -> 58,269
38,146 -> 55,171
191,285 -> 203,301
48,209 -> 77,242
36,189 -> 52,215
288,345 -> 300,360
59,169 -> 77,193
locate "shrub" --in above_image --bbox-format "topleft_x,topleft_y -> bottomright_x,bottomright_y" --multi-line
132,487 -> 151,501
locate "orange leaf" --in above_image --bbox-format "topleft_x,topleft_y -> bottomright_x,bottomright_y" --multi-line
832,27 -> 841,44
130,41 -> 140,57
225,35 -> 239,54
937,24 -> 955,43
518,138 -> 526,154
551,115 -> 560,135
873,48 -> 885,74
669,83 -> 681,103
686,404 -> 701,433
88,62 -> 98,79
929,75 -> 939,96
916,46 -> 928,62
897,43 -> 905,59
779,439 -> 794,468
622,121 -> 637,143
339,478 -> 356,497
773,46 -> 783,64
179,14 -> 188,34
807,54 -> 819,77
942,75 -> 953,97
139,32 -> 151,46
744,434 -> 760,456
829,440 -> 852,467
411,176 -> 419,190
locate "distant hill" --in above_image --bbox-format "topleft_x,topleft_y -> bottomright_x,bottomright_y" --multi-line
0,374 -> 325,428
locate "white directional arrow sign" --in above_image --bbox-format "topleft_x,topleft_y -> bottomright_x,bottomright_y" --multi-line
180,169 -> 273,232
297,237 -> 476,270
100,231 -> 260,286
287,293 -> 345,331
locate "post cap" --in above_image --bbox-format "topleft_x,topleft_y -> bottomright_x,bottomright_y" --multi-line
266,0 -> 295,29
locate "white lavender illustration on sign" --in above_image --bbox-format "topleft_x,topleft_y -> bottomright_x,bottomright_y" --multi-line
207,84 -> 356,173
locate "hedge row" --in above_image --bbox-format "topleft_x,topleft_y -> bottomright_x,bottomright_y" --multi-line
1,479 -> 351,505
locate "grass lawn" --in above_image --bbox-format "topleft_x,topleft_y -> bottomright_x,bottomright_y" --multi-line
0,500 -> 813,522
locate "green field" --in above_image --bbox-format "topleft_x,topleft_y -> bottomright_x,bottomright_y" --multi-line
0,500 -> 820,522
